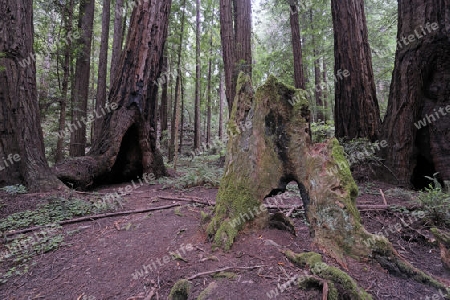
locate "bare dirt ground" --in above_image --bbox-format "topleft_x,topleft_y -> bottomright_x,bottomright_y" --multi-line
0,180 -> 449,300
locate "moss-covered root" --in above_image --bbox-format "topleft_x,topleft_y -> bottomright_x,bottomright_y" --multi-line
283,250 -> 373,300
431,227 -> 450,270
169,279 -> 192,300
372,238 -> 450,291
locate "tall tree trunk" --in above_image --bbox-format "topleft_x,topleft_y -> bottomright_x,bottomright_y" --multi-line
110,0 -> 124,86
331,0 -> 381,141
380,0 -> 450,188
179,74 -> 185,152
169,0 -> 186,161
311,9 -> 324,122
173,73 -> 182,170
54,0 -> 172,189
234,0 -> 252,76
194,0 -> 202,150
219,0 -> 235,113
0,0 -> 65,191
219,72 -> 225,140
94,0 -> 111,141
160,56 -> 169,134
289,1 -> 305,89
55,0 -> 74,163
206,30 -> 213,144
322,59 -> 329,120
70,0 -> 95,156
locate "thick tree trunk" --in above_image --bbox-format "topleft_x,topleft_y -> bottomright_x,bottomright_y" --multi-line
207,74 -> 449,290
55,0 -> 74,163
70,0 -> 95,156
380,1 -> 450,188
110,0 -> 124,87
0,0 -> 65,191
54,0 -> 171,189
94,0 -> 111,141
194,0 -> 202,150
331,0 -> 381,141
234,0 -> 252,76
289,1 -> 305,89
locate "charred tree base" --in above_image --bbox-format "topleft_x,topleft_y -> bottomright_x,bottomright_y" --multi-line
54,106 -> 167,189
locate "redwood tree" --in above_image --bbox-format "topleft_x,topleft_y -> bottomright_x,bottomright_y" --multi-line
219,0 -> 252,114
0,0 -> 64,191
380,0 -> 450,188
289,0 -> 305,89
331,0 -> 381,141
54,0 -> 172,189
70,0 -> 95,156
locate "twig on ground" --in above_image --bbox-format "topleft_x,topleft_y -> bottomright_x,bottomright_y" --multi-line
187,265 -> 266,280
380,189 -> 388,205
158,196 -> 214,206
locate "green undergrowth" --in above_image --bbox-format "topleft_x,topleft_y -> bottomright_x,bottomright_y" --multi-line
415,176 -> 450,229
159,155 -> 224,190
0,195 -> 117,233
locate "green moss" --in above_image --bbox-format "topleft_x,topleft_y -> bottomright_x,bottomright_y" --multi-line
168,279 -> 192,300
197,282 -> 218,300
213,272 -> 237,279
431,228 -> 450,247
284,250 -> 323,268
329,138 -> 360,222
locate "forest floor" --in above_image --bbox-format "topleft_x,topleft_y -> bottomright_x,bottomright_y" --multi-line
0,161 -> 449,299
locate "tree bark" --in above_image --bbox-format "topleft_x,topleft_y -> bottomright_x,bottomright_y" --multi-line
194,0 -> 202,150
160,56 -> 169,134
206,31 -> 213,144
289,1 -> 305,89
220,0 -> 235,114
169,0 -> 186,161
0,0 -> 65,191
219,72 -> 225,140
380,0 -> 450,188
331,0 -> 381,141
54,0 -> 172,189
110,0 -> 124,87
55,0 -> 74,163
94,0 -> 111,142
70,0 -> 95,156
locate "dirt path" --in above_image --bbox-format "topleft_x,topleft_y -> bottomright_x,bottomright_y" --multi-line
0,182 -> 449,299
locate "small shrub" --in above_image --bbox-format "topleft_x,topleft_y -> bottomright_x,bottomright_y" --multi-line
1,184 -> 27,195
416,175 -> 450,228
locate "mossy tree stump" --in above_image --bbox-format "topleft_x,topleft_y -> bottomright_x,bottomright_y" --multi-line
207,73 -> 450,291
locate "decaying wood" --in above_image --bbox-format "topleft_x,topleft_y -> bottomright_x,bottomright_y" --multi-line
4,203 -> 181,237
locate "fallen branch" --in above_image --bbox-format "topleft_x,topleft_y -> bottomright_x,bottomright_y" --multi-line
158,196 -> 214,206
187,265 -> 266,280
4,203 -> 181,237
